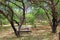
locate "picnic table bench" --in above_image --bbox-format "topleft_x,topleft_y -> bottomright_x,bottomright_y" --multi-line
20,28 -> 32,33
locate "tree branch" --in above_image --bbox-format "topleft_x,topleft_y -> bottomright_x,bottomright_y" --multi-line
39,6 -> 52,26
55,0 -> 59,6
30,0 -> 51,5
8,0 -> 23,9
0,10 -> 10,22
18,0 -> 25,36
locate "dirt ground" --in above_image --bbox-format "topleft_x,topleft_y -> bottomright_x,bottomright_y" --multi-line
0,25 -> 60,40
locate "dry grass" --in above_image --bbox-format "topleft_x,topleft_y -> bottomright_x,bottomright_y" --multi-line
0,25 -> 60,40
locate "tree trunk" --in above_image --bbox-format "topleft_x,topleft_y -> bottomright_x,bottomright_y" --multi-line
10,21 -> 19,37
52,25 -> 57,33
52,17 -> 57,33
50,0 -> 58,33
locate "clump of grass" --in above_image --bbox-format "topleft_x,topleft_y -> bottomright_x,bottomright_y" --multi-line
0,26 -> 11,31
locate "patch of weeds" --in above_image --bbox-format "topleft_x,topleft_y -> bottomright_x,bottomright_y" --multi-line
23,35 -> 32,40
36,32 -> 52,40
0,26 -> 11,31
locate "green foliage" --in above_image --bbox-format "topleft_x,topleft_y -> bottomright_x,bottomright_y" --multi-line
0,14 -> 9,25
13,15 -> 20,22
26,14 -> 35,24
2,19 -> 9,25
0,0 -> 60,25
57,2 -> 60,17
39,8 -> 45,14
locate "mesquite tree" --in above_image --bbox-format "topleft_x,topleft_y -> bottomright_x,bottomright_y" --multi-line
28,0 -> 60,33
0,0 -> 25,37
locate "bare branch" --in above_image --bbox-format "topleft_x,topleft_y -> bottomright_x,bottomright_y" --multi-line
13,19 -> 19,26
0,10 -> 10,21
15,0 -> 22,2
30,0 -> 51,5
55,0 -> 59,6
39,6 -> 52,26
8,0 -> 23,9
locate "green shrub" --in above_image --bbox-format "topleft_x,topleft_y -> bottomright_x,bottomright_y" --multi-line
26,14 -> 35,24
2,19 -> 9,25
